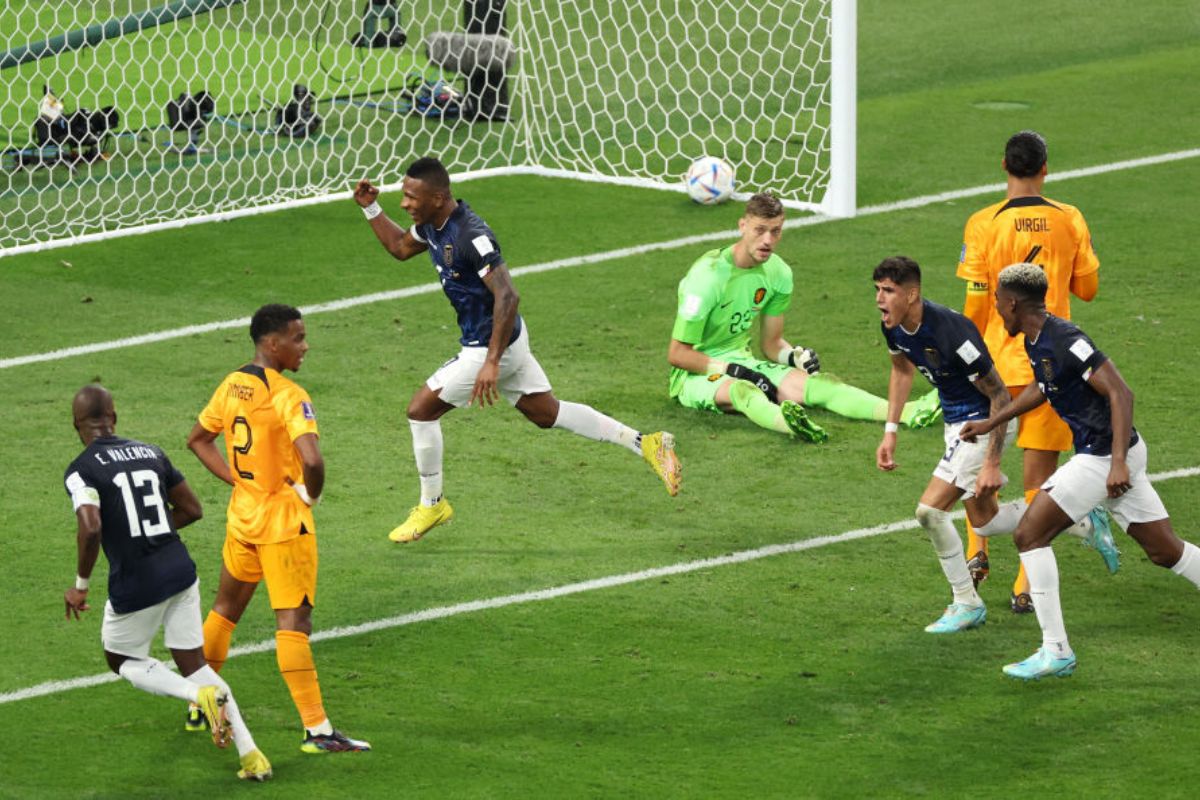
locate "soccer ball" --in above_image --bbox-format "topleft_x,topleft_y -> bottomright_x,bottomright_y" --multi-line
684,156 -> 736,205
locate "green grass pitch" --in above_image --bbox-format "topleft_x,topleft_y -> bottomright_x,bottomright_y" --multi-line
1,1 -> 1199,797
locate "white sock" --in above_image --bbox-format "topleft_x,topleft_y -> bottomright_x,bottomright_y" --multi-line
1063,510 -> 1095,541
552,400 -> 641,455
409,418 -> 444,506
1170,541 -> 1200,588
119,657 -> 197,703
188,664 -> 257,758
1020,547 -> 1072,657
916,504 -> 980,606
307,718 -> 333,736
974,500 -> 1026,537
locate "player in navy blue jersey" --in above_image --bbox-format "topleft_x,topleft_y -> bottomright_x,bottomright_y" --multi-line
354,157 -> 682,542
959,263 -> 1200,680
62,384 -> 272,781
872,257 -> 1113,634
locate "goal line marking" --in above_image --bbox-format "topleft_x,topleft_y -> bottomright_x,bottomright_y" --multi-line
2,147 -> 1197,372
2,465 -> 1196,707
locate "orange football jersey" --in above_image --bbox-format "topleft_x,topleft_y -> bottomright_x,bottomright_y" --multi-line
198,364 -> 318,544
957,195 -> 1099,385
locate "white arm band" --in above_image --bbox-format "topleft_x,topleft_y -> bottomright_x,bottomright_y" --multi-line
362,201 -> 383,220
75,575 -> 90,590
884,421 -> 900,434
775,345 -> 793,366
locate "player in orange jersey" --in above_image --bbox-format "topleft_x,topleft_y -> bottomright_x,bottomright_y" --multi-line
957,131 -> 1118,612
186,304 -> 371,754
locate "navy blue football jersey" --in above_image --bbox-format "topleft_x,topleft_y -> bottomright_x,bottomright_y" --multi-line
412,200 -> 523,347
63,435 -> 197,613
1025,315 -> 1137,456
882,300 -> 995,423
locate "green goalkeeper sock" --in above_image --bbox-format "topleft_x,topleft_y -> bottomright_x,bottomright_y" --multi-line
728,380 -> 791,434
802,374 -> 888,422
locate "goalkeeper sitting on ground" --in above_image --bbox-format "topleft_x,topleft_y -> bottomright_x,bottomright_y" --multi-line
668,192 -> 940,441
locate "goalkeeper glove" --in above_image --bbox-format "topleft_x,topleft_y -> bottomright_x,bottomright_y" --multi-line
724,363 -> 780,404
780,345 -> 820,375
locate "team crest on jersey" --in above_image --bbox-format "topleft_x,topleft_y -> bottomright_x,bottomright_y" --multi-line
1039,359 -> 1056,384
302,401 -> 316,420
753,287 -> 766,305
443,243 -> 454,267
924,348 -> 942,369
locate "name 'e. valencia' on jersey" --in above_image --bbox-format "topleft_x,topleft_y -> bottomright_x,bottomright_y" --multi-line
198,364 -> 318,545
411,199 -> 522,348
1025,315 -> 1137,457
882,300 -> 994,424
957,195 -> 1099,386
63,435 -> 197,614
670,246 -> 792,394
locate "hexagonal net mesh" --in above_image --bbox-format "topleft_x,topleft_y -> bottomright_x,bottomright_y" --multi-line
0,0 -> 851,255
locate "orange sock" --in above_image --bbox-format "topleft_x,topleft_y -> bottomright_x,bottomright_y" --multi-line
276,630 -> 327,729
966,520 -> 988,563
202,610 -> 236,672
1012,488 -> 1040,596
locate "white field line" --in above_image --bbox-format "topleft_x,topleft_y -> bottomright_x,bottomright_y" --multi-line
3,465 -> 1197,708
3,147 -> 1198,372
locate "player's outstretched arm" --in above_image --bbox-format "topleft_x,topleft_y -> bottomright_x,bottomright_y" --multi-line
186,422 -> 234,486
354,179 -> 428,261
65,505 -> 101,620
960,382 -> 1044,442
168,479 -> 203,529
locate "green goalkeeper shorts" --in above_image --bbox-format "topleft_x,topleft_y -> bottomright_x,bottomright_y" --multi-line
672,356 -> 792,413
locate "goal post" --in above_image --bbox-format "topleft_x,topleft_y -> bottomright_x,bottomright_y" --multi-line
0,0 -> 856,257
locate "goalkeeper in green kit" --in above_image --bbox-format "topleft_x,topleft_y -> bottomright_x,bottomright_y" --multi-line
668,193 -> 941,440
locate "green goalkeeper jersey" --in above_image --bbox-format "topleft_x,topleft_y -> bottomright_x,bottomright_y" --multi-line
669,245 -> 793,395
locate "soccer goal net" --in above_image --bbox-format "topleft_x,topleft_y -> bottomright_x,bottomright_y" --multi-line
0,0 -> 854,256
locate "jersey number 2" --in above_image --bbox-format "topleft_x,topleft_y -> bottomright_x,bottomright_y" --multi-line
112,470 -> 171,538
232,416 -> 254,480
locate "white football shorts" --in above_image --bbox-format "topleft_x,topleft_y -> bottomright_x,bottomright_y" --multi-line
1043,435 -> 1168,529
427,323 -> 552,407
932,419 -> 1016,499
101,579 -> 204,658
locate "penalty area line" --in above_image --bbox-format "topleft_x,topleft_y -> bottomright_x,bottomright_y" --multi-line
3,146 -> 1198,372
2,465 -> 1197,707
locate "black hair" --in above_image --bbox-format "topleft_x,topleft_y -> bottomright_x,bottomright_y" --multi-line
873,255 -> 921,286
250,304 -> 302,342
1004,130 -> 1047,178
405,156 -> 451,192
